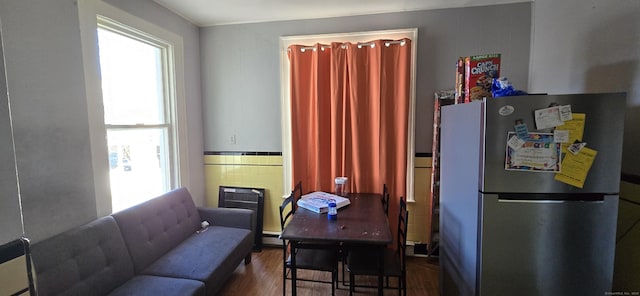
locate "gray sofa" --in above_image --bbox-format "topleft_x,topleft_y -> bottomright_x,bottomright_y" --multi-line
31,187 -> 254,296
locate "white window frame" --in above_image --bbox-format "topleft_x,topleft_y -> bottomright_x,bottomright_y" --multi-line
78,0 -> 189,215
279,29 -> 418,201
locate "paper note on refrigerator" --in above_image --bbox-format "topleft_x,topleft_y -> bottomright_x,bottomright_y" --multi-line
554,113 -> 586,153
505,132 -> 561,172
554,147 -> 597,188
534,106 -> 565,130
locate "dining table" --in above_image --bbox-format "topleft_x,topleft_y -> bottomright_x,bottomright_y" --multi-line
280,192 -> 393,296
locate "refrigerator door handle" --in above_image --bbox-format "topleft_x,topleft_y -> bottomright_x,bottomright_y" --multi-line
495,193 -> 606,203
497,199 -> 604,204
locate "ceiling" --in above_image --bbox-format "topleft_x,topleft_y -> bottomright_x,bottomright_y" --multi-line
152,0 -> 529,27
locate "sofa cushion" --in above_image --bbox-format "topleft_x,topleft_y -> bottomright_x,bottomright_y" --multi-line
108,275 -> 205,296
31,216 -> 134,296
112,187 -> 201,273
142,225 -> 253,295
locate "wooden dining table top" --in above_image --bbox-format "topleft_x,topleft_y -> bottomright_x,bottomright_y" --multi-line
280,192 -> 392,245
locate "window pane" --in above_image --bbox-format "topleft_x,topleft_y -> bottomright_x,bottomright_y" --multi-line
108,128 -> 169,212
98,28 -> 164,125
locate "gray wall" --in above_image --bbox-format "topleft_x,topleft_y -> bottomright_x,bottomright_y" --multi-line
529,0 -> 640,176
0,0 -> 98,242
0,0 -> 203,242
0,18 -> 23,245
200,3 -> 533,153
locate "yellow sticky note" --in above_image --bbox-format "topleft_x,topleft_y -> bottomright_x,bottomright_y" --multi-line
554,147 -> 597,188
555,113 -> 585,152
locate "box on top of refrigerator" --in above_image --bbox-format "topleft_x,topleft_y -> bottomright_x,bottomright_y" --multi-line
464,54 -> 501,102
455,57 -> 465,104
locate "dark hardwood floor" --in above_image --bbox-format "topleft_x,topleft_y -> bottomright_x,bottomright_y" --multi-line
218,246 -> 440,295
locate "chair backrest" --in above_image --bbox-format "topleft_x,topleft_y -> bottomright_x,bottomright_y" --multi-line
382,184 -> 390,216
279,191 -> 296,231
292,181 -> 303,211
397,196 -> 409,269
0,237 -> 36,296
279,191 -> 296,251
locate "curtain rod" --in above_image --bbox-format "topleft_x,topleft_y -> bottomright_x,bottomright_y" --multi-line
294,39 -> 406,52
357,40 -> 406,48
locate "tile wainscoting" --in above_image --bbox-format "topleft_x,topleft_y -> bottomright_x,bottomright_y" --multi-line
0,256 -> 28,295
204,152 -> 433,245
204,153 -> 285,235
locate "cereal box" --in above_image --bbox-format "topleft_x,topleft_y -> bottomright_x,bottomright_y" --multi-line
464,54 -> 501,102
454,57 -> 465,104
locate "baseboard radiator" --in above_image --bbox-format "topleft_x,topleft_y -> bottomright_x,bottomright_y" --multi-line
218,186 -> 265,251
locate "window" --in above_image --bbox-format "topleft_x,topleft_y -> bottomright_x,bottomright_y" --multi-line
97,17 -> 181,212
280,29 -> 417,201
78,0 -> 189,216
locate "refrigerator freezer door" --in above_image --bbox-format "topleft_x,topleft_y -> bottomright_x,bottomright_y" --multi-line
478,194 -> 618,296
481,93 -> 626,194
440,101 -> 484,296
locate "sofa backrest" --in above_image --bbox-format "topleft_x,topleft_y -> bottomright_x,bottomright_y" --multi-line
31,216 -> 134,296
112,187 -> 201,273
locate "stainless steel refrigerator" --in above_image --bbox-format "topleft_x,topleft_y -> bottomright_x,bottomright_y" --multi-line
439,93 -> 626,296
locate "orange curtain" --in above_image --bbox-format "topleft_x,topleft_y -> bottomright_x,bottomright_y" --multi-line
289,39 -> 411,232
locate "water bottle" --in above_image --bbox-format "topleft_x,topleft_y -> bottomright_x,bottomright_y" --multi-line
327,199 -> 337,220
334,177 -> 348,196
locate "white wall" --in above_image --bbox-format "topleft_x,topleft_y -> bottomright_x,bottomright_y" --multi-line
529,0 -> 640,176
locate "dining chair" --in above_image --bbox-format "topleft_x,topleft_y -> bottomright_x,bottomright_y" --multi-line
382,183 -> 390,216
292,180 -> 303,207
347,196 -> 409,296
279,191 -> 340,296
341,184 -> 389,286
0,237 -> 36,296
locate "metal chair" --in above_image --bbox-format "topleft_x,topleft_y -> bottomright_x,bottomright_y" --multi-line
382,183 -> 390,216
0,237 -> 36,296
279,190 -> 339,296
292,180 -> 303,205
347,196 -> 409,296
341,183 -> 391,287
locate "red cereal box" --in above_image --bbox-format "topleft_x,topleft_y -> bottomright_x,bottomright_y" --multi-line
464,54 -> 501,102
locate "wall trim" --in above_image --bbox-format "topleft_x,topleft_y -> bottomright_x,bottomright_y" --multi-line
205,151 -> 432,157
280,28 -> 419,202
204,151 -> 282,156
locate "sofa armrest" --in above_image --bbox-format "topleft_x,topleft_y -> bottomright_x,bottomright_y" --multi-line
198,207 -> 254,232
